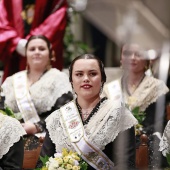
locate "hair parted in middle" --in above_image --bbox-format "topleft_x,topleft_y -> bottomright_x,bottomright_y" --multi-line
69,54 -> 107,84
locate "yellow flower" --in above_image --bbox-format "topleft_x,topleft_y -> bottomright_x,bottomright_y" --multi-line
68,158 -> 74,165
66,163 -> 73,169
63,156 -> 69,163
127,96 -> 137,106
73,165 -> 80,170
62,148 -> 69,157
42,166 -> 48,170
55,157 -> 63,165
71,153 -> 80,161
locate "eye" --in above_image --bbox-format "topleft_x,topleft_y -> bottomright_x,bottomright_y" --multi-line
39,46 -> 46,51
90,72 -> 97,76
76,73 -> 83,77
28,47 -> 35,51
122,50 -> 133,57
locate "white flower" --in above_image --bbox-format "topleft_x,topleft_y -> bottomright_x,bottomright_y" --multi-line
54,152 -> 62,158
46,157 -> 59,170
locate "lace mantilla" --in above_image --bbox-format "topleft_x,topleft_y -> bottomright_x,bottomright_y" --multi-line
159,120 -> 170,156
2,68 -> 72,113
46,99 -> 137,153
125,76 -> 169,111
0,114 -> 26,159
104,76 -> 169,112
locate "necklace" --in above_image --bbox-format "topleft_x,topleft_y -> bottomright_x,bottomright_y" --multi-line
76,97 -> 107,125
81,108 -> 93,121
122,74 -> 145,95
27,69 -> 48,86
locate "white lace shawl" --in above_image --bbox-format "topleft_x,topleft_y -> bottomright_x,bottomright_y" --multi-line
159,120 -> 170,156
104,76 -> 169,112
0,114 -> 26,159
125,76 -> 169,111
46,99 -> 137,153
1,68 -> 72,114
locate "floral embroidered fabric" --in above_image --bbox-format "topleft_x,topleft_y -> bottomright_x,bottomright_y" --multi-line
159,120 -> 170,156
46,98 -> 137,153
0,114 -> 26,159
2,68 -> 72,114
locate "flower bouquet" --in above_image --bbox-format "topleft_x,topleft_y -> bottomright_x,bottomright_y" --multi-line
35,148 -> 88,170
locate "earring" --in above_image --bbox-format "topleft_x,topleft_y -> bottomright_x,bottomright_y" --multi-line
145,62 -> 153,76
99,85 -> 103,95
72,88 -> 77,99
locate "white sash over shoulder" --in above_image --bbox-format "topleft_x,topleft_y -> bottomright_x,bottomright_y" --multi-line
60,101 -> 115,170
46,99 -> 137,170
13,71 -> 40,123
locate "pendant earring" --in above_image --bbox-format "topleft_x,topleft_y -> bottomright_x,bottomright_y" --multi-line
100,85 -> 103,95
72,89 -> 77,99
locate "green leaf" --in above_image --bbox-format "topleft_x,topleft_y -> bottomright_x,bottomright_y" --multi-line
40,155 -> 49,165
5,106 -> 15,118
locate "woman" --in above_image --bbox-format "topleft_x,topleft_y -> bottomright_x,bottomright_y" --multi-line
36,54 -> 137,169
0,0 -> 68,82
0,113 -> 26,169
1,35 -> 73,150
104,43 -> 169,168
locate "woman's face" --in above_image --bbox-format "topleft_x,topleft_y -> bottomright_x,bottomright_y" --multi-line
71,59 -> 102,100
26,38 -> 50,70
121,44 -> 148,73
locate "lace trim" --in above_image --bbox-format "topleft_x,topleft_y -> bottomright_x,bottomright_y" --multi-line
0,114 -> 26,159
46,98 -> 137,152
128,76 -> 169,111
159,120 -> 170,156
2,68 -> 72,113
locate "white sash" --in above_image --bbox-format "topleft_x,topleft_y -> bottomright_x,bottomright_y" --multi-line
13,72 -> 40,123
60,101 -> 115,170
106,80 -> 122,101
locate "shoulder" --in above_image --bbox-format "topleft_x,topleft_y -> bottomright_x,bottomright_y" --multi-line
144,75 -> 169,93
45,109 -> 61,124
0,114 -> 26,159
48,68 -> 69,77
0,114 -> 26,135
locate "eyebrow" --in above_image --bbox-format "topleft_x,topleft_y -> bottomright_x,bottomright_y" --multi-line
74,69 -> 97,72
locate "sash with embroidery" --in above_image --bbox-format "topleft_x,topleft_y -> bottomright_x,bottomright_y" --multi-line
60,101 -> 115,170
13,72 -> 40,123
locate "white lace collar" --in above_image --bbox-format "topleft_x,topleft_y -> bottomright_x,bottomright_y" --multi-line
124,76 -> 169,111
2,68 -> 72,113
159,120 -> 170,156
46,99 -> 137,152
0,114 -> 26,159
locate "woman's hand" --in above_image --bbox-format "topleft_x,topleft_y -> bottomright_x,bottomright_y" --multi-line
22,122 -> 37,135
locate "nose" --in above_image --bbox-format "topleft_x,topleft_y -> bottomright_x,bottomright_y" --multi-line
130,53 -> 136,59
35,48 -> 40,53
83,75 -> 89,82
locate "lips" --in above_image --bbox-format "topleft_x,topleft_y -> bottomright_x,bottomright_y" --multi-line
81,84 -> 92,89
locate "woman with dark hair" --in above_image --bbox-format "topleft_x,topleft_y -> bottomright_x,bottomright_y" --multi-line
0,0 -> 68,82
1,35 -> 73,150
36,54 -> 137,169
